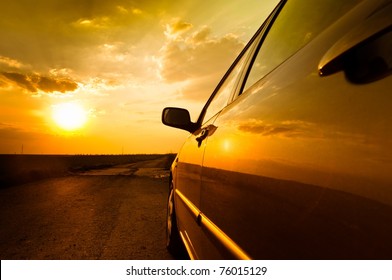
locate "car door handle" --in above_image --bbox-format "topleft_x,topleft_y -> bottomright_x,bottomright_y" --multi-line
195,125 -> 218,147
196,128 -> 209,147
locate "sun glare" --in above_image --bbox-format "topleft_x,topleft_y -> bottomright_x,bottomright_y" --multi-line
52,102 -> 87,131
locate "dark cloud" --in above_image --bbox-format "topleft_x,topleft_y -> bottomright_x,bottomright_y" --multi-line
1,72 -> 36,92
37,76 -> 78,93
1,72 -> 78,93
239,123 -> 296,136
0,79 -> 6,88
0,123 -> 39,141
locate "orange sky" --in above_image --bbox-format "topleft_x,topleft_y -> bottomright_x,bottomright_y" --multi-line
0,0 -> 278,154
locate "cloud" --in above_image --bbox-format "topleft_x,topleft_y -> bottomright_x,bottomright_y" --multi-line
0,56 -> 29,70
237,120 -> 314,138
0,0 -> 157,77
158,22 -> 245,100
0,78 -> 7,88
1,72 -> 36,92
0,123 -> 46,155
37,76 -> 78,93
1,72 -> 78,93
188,26 -> 211,44
0,123 -> 39,141
73,17 -> 111,30
164,19 -> 193,39
116,5 -> 143,15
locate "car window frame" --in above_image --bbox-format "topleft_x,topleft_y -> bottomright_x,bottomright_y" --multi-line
196,0 -> 286,127
235,0 -> 286,99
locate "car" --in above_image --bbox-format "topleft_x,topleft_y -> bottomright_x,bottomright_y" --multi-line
161,0 -> 392,259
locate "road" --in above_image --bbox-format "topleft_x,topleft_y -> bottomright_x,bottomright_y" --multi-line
0,157 -> 174,260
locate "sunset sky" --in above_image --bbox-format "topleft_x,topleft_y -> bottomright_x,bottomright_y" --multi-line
0,0 -> 278,154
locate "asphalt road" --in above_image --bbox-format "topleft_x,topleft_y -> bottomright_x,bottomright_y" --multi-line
0,157 -> 174,260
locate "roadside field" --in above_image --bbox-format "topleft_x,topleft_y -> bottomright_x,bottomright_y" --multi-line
0,154 -> 176,187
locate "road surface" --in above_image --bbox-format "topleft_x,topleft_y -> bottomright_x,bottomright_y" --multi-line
0,157 -> 175,260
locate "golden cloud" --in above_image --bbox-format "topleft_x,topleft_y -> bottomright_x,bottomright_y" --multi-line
188,26 -> 211,44
158,22 -> 244,100
164,19 -> 193,39
0,56 -> 27,69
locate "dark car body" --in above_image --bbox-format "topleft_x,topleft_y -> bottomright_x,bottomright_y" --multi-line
162,0 -> 392,259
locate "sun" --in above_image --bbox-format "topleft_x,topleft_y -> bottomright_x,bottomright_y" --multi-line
52,102 -> 87,131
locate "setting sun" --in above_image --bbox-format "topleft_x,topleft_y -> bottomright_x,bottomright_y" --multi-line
52,103 -> 88,131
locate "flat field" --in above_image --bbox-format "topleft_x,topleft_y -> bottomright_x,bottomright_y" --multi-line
0,154 -> 175,187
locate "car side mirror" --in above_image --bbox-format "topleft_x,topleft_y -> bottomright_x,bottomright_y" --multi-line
162,107 -> 198,133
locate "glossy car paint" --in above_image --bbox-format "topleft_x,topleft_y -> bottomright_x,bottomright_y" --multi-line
165,0 -> 392,259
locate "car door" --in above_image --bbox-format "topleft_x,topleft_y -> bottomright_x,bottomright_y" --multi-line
175,2 -> 282,259
200,0 -> 392,259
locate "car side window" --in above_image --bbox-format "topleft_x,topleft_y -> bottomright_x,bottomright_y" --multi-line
243,0 -> 362,92
202,36 -> 259,124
